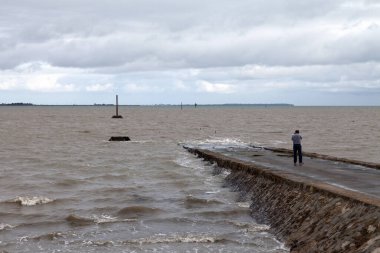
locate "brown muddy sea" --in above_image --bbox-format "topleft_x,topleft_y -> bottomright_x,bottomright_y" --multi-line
0,106 -> 379,252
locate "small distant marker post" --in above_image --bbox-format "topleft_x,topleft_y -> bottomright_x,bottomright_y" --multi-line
112,95 -> 123,118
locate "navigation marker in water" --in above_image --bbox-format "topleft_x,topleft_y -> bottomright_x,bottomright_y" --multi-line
110,95 -> 130,140
112,95 -> 123,118
109,136 -> 131,141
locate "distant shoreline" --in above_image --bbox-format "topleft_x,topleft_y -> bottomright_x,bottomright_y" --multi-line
0,103 -> 294,107
1,103 -> 379,107
0,103 -> 34,106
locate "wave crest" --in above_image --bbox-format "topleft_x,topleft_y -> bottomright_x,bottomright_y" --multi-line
33,232 -> 64,241
65,214 -> 136,226
117,206 -> 162,218
183,137 -> 250,149
66,214 -> 94,226
8,196 -> 53,206
0,223 -> 15,231
92,214 -> 118,224
184,195 -> 222,209
127,233 -> 225,244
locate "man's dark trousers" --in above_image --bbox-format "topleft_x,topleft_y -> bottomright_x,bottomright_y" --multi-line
293,144 -> 302,164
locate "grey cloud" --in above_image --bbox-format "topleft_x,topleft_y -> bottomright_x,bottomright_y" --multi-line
245,63 -> 379,85
0,0 -> 379,99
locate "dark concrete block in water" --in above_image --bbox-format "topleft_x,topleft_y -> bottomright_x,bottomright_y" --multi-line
112,115 -> 123,118
109,136 -> 130,141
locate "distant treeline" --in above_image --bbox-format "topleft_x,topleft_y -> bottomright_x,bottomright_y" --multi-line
0,103 -> 34,106
153,103 -> 294,107
202,103 -> 294,107
0,103 -> 294,107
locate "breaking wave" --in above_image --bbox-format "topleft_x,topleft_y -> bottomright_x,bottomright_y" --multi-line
33,232 -> 65,241
7,196 -> 54,206
65,214 -> 136,226
59,233 -> 231,248
125,233 -> 227,244
0,223 -> 15,231
223,220 -> 270,232
182,137 -> 251,149
237,202 -> 251,208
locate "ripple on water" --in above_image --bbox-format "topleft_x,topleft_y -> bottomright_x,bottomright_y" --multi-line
117,206 -> 163,219
183,195 -> 223,209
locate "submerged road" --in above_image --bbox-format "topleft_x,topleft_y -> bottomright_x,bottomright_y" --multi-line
186,144 -> 380,201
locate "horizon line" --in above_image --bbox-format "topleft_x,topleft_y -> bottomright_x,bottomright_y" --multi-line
1,103 -> 380,107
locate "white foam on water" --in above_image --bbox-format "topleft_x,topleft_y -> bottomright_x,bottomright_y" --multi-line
0,223 -> 15,230
175,153 -> 229,178
92,214 -> 118,224
272,237 -> 290,251
205,190 -> 221,194
229,221 -> 270,232
250,141 -> 264,147
65,233 -> 224,249
82,240 -> 115,246
237,202 -> 251,208
221,170 -> 231,176
184,137 -> 250,148
174,155 -> 205,170
19,236 -> 29,242
173,153 -> 220,184
246,224 -> 271,233
127,233 -> 221,244
92,214 -> 137,224
11,196 -> 54,206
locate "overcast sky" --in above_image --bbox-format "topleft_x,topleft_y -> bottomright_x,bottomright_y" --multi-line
0,0 -> 379,105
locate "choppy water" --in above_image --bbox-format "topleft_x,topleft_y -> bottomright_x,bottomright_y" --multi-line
1,106 -> 379,252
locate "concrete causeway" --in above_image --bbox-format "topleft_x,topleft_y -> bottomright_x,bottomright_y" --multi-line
186,144 -> 380,205
184,144 -> 380,252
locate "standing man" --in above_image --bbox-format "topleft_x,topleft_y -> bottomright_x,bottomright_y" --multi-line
291,130 -> 303,166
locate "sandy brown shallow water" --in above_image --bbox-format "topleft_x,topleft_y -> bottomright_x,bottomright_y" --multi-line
0,106 -> 379,252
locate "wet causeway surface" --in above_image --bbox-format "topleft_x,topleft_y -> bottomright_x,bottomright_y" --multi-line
193,144 -> 380,200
